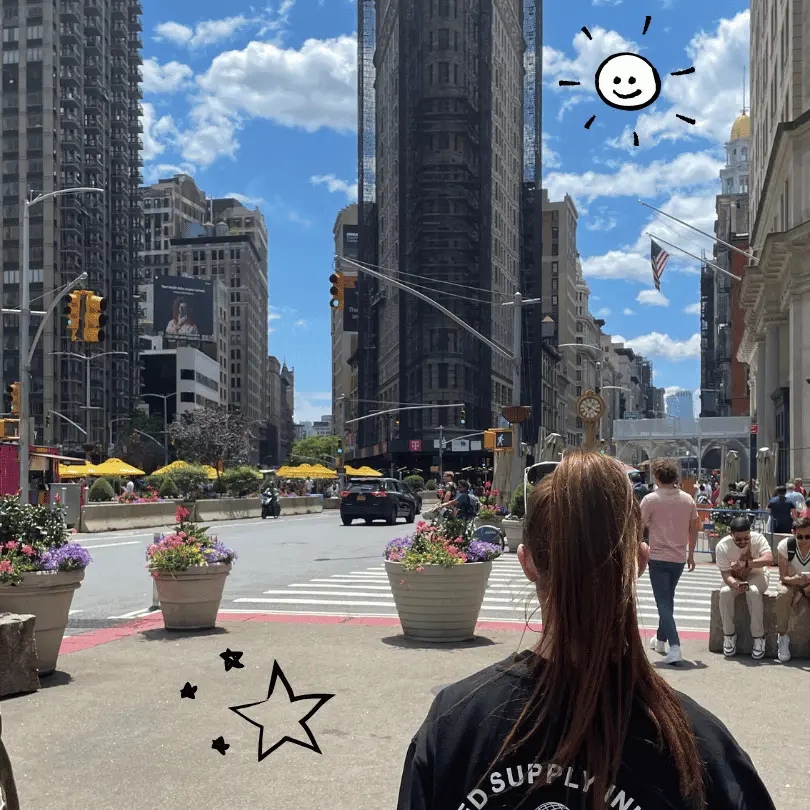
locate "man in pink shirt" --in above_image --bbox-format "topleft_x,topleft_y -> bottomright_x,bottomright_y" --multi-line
640,458 -> 699,665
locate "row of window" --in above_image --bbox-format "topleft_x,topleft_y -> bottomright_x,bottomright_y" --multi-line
2,25 -> 44,42
2,48 -> 43,63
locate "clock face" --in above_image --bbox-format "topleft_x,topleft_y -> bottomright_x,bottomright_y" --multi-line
578,395 -> 602,421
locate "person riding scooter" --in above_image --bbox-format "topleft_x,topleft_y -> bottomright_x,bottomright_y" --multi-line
260,482 -> 281,519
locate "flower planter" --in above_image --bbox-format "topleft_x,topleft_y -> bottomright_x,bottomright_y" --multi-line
153,563 -> 232,630
0,569 -> 84,675
503,519 -> 524,552
475,516 -> 504,530
384,560 -> 492,642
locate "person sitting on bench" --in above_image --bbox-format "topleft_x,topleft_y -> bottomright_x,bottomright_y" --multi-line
775,516 -> 810,663
715,515 -> 773,659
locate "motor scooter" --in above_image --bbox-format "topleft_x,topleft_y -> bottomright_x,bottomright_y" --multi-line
260,491 -> 281,519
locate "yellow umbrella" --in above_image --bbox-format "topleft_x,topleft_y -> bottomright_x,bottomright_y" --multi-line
309,464 -> 337,479
202,465 -> 219,480
59,463 -> 98,478
354,466 -> 382,477
344,465 -> 362,476
152,460 -> 188,476
92,458 -> 146,477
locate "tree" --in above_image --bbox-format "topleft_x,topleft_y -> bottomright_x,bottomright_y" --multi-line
111,409 -> 166,474
168,404 -> 251,472
289,435 -> 339,466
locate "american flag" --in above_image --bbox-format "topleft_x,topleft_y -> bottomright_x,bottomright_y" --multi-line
650,238 -> 669,291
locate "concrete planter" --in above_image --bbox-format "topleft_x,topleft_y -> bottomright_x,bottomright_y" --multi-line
419,491 -> 439,503
502,519 -> 524,552
384,560 -> 492,642
0,569 -> 85,675
153,563 -> 232,631
475,516 -> 504,530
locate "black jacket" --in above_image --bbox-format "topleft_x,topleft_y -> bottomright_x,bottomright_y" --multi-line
397,651 -> 775,810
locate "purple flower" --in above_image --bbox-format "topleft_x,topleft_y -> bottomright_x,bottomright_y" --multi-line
39,543 -> 93,572
202,542 -> 236,564
466,540 -> 502,562
383,536 -> 413,560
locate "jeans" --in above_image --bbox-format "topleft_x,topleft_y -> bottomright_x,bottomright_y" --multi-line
648,559 -> 685,647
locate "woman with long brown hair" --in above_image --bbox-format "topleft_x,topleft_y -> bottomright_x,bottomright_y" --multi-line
397,450 -> 774,809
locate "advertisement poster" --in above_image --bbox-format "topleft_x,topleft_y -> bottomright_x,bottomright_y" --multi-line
153,276 -> 214,337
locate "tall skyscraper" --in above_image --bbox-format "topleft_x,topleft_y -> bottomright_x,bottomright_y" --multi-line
355,0 -> 536,464
0,0 -> 144,453
666,389 -> 693,419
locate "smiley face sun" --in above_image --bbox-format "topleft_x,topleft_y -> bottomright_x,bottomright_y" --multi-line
558,16 -> 697,147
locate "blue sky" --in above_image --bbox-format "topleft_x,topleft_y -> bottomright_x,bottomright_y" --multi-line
140,0 -> 749,420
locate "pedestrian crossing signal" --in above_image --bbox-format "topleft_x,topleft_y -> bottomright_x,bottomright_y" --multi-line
460,407 -> 466,426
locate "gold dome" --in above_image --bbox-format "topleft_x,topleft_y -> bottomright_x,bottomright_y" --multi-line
730,113 -> 750,140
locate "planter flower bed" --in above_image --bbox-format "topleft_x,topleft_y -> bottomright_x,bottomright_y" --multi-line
147,506 -> 236,630
117,487 -> 162,504
0,495 -> 93,674
383,515 -> 501,642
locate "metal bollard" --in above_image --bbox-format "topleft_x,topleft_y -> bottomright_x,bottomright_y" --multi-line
149,532 -> 161,611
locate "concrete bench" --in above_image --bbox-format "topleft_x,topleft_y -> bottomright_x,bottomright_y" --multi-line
709,589 -> 810,658
0,613 -> 40,697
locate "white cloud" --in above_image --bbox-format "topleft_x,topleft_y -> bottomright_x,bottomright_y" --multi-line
542,132 -> 561,170
269,312 -> 282,321
155,16 -> 250,48
140,102 -> 178,162
594,307 -> 612,317
294,393 -> 332,423
224,192 -> 265,206
636,289 -> 670,307
622,332 -> 701,360
141,58 -> 194,94
295,319 -> 307,327
683,302 -> 701,314
154,21 -> 193,45
664,386 -> 691,396
608,11 -> 751,151
594,0 -> 622,4
623,308 -> 634,315
142,162 -> 197,185
310,174 -> 358,202
585,215 -> 618,232
545,151 -> 721,205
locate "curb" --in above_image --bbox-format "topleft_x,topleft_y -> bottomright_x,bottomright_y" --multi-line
59,611 -> 710,656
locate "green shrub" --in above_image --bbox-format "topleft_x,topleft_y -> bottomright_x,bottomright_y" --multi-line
425,479 -> 437,491
144,473 -> 166,491
170,464 -> 209,498
220,466 -> 262,497
104,477 -> 123,495
213,477 -> 227,495
508,483 -> 530,519
158,476 -> 180,499
88,478 -> 115,502
403,475 -> 425,493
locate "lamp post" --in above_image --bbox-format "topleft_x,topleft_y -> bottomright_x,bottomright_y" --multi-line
18,186 -> 104,505
142,393 -> 176,466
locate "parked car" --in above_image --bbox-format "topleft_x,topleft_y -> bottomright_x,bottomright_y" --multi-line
340,478 -> 418,526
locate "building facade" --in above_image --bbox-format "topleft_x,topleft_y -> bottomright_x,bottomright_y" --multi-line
701,114 -> 750,418
739,0 -> 810,484
0,0 -> 143,454
355,0 -> 525,463
666,390 -> 693,419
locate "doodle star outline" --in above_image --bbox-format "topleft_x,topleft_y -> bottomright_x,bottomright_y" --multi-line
229,660 -> 334,762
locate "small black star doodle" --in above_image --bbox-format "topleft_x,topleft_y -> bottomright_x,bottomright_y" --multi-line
220,648 -> 244,671
211,736 -> 230,755
180,682 -> 197,699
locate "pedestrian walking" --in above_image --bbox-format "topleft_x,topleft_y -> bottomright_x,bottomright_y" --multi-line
768,485 -> 797,534
640,458 -> 699,665
396,451 -> 775,810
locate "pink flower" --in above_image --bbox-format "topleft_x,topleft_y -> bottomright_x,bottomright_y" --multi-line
72,527 -> 78,534
415,566 -> 425,573
4,540 -> 18,550
175,506 -> 190,522
0,560 -> 13,574
20,545 -> 35,557
493,488 -> 501,497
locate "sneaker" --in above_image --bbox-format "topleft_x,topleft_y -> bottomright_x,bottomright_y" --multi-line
649,636 -> 666,654
723,634 -> 737,657
777,634 -> 791,663
751,637 -> 765,660
661,645 -> 682,665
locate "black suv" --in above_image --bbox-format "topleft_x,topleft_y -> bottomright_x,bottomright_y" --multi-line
340,478 -> 419,526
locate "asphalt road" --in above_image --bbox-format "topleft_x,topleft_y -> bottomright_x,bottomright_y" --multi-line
67,511 -> 411,634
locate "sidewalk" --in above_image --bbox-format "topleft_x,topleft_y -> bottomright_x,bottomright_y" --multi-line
2,613 -> 807,809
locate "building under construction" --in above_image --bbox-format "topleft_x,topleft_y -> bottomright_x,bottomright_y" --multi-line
354,0 -> 541,469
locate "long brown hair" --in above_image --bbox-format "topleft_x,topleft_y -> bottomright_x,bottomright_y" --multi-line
488,450 -> 705,808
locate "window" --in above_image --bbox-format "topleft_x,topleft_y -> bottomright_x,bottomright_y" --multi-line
438,0 -> 449,15
438,28 -> 449,49
439,62 -> 449,83
551,244 -> 558,256
551,226 -> 559,239
576,322 -> 584,333
552,295 -> 558,306
26,25 -> 43,39
551,277 -> 558,291
576,387 -> 582,396
180,369 -> 194,380
2,28 -> 19,43
180,392 -> 194,403
26,48 -> 42,62
551,261 -> 558,275
2,52 -> 19,65
438,363 -> 448,388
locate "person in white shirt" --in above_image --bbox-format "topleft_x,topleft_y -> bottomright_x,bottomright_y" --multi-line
714,515 -> 773,660
785,482 -> 806,515
775,516 -> 810,663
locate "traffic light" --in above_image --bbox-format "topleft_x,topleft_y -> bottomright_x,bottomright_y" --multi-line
8,382 -> 20,415
395,414 -> 400,426
337,439 -> 343,456
64,291 -> 83,340
329,272 -> 344,310
83,294 -> 107,343
460,406 -> 466,426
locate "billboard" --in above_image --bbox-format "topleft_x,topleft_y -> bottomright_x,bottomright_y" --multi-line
342,225 -> 358,260
153,276 -> 214,338
343,274 -> 359,333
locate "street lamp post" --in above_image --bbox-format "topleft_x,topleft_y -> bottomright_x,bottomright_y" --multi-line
142,393 -> 176,466
18,186 -> 104,505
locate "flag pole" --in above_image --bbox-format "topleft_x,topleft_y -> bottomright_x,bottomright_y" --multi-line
647,232 -> 742,283
639,199 -> 758,264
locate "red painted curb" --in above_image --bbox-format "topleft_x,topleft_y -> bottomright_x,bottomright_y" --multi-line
60,611 -> 709,655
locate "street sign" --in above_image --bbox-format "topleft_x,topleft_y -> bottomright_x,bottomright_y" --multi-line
750,424 -> 758,434
409,439 -> 422,451
470,440 -> 482,451
451,439 -> 470,452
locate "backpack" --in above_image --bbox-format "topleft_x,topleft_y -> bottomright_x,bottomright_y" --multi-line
786,537 -> 799,563
633,482 -> 649,502
456,492 -> 478,521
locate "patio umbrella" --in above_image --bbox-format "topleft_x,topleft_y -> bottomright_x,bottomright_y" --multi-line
92,458 -> 146,477
59,462 -> 98,478
540,433 -> 564,462
719,449 -> 740,501
152,460 -> 188,476
308,464 -> 337,479
353,466 -> 382,477
756,445 -> 777,509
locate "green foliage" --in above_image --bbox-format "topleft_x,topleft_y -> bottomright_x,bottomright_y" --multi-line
220,466 -> 262,497
88,478 -> 115,502
144,473 -> 166,491
213,477 -> 227,495
425,479 -> 437,491
169,464 -> 209,498
289,435 -> 339,465
403,475 -> 425,493
168,403 -> 251,469
158,476 -> 180,499
508,484 -> 529,519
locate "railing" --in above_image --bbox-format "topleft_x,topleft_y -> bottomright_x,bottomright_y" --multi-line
698,508 -> 776,555
613,416 -> 751,442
